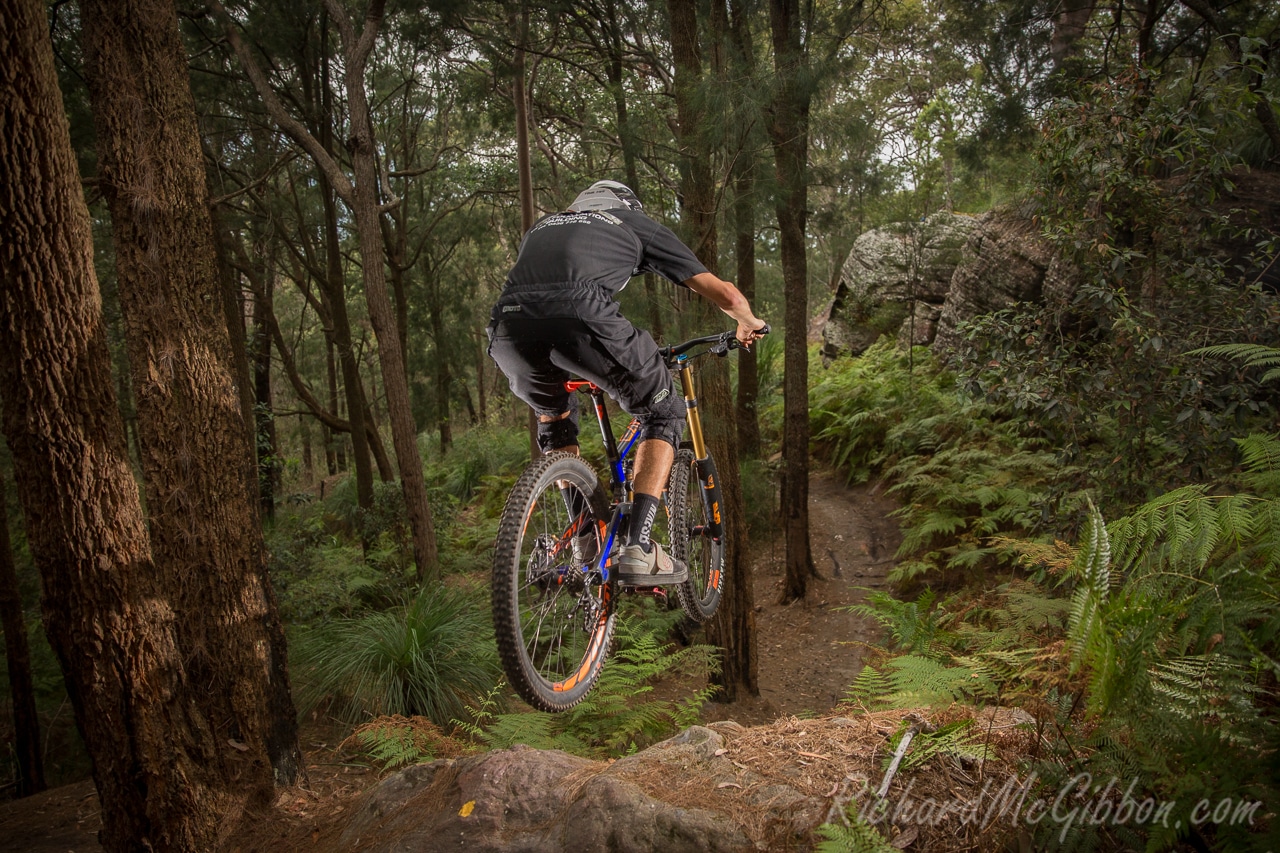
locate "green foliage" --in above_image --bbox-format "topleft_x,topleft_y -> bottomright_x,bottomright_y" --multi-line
454,615 -> 717,758
846,580 -> 1069,710
956,69 -> 1279,507
812,341 -> 1080,583
291,584 -> 501,728
1052,438 -> 1280,851
814,811 -> 896,853
888,719 -> 991,773
347,716 -> 443,770
1189,343 -> 1280,386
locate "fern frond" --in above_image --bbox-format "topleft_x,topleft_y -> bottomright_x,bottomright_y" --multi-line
1068,498 -> 1111,670
1187,343 -> 1280,382
1235,433 -> 1280,496
814,813 -> 896,853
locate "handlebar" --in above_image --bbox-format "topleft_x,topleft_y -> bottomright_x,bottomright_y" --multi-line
660,323 -> 770,363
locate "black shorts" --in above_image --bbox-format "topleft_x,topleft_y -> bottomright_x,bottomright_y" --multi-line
486,283 -> 685,446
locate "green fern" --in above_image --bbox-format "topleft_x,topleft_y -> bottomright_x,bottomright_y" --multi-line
1066,496 -> 1111,670
350,719 -> 438,769
814,812 -> 897,853
456,616 -> 717,758
890,719 -> 992,772
1187,343 -> 1280,384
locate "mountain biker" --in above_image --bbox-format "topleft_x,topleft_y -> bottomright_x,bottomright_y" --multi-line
487,179 -> 767,586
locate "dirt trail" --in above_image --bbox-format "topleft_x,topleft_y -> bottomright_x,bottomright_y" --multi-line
0,468 -> 902,851
703,468 -> 901,726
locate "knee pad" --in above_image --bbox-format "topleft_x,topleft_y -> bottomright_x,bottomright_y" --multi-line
637,391 -> 686,449
536,403 -> 580,453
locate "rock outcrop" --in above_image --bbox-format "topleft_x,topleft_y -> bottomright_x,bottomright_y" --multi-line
271,709 -> 1041,852
931,205 -> 1069,353
336,725 -> 809,853
821,212 -> 979,360
822,169 -> 1280,361
821,207 -> 1075,360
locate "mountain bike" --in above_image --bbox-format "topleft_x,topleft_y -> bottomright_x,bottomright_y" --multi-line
491,325 -> 767,712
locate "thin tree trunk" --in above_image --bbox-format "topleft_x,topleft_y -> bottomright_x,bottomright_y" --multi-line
251,249 -> 279,522
324,0 -> 438,580
81,0 -> 300,785
603,5 -> 665,340
0,473 -> 45,798
427,276 -> 453,453
326,337 -> 341,474
0,2 -> 224,844
476,330 -> 488,423
320,157 -> 376,506
513,2 -> 541,460
214,228 -> 258,445
668,0 -> 758,702
728,0 -> 761,459
769,0 -> 817,603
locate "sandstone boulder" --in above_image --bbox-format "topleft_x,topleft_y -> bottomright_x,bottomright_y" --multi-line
821,212 -> 978,359
931,205 -> 1064,353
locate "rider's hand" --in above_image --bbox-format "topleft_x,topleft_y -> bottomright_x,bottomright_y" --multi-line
736,320 -> 768,349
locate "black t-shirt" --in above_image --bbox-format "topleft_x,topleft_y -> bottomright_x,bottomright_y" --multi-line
505,208 -> 707,296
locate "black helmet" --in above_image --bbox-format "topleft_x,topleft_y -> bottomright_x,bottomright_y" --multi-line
570,180 -> 643,212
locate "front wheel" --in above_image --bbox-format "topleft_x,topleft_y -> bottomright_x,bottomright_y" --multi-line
492,452 -> 614,712
670,447 -> 725,623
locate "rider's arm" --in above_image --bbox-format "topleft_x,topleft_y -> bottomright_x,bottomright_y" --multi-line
683,272 -> 767,345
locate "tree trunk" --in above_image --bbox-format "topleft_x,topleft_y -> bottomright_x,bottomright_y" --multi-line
320,151 -> 377,507
602,5 -> 666,340
727,0 -> 761,459
327,0 -> 439,580
768,0 -> 816,603
513,2 -> 542,460
326,338 -> 341,474
427,275 -> 454,453
0,2 -> 227,844
668,0 -> 759,702
0,473 -> 45,798
80,0 -> 300,787
251,252 -> 278,523
214,227 -> 258,446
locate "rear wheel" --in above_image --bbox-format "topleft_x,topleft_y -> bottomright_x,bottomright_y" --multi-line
670,447 -> 725,622
492,452 -> 613,711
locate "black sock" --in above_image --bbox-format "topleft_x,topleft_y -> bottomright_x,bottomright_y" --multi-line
628,493 -> 661,551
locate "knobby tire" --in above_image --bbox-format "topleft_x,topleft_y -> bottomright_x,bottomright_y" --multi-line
492,452 -> 614,712
671,446 -> 725,622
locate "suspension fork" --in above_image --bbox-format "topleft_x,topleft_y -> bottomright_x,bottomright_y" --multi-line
675,362 -> 724,540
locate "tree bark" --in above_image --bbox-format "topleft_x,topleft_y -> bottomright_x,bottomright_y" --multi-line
251,253 -> 279,523
320,165 -> 378,506
668,0 -> 759,702
0,473 -> 45,798
0,1 -> 227,844
326,0 -> 439,579
727,0 -> 761,459
214,0 -> 439,577
768,0 -> 817,603
80,0 -> 300,786
513,3 -> 544,459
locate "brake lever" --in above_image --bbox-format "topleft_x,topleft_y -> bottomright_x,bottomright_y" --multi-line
733,322 -> 771,353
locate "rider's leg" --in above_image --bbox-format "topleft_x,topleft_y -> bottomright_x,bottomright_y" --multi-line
626,438 -> 674,550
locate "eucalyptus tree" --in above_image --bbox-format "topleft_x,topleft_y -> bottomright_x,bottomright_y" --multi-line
195,6 -> 390,509
212,0 -> 443,579
79,0 -> 301,787
0,472 -> 42,798
1,0 -> 277,844
666,0 -> 762,701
